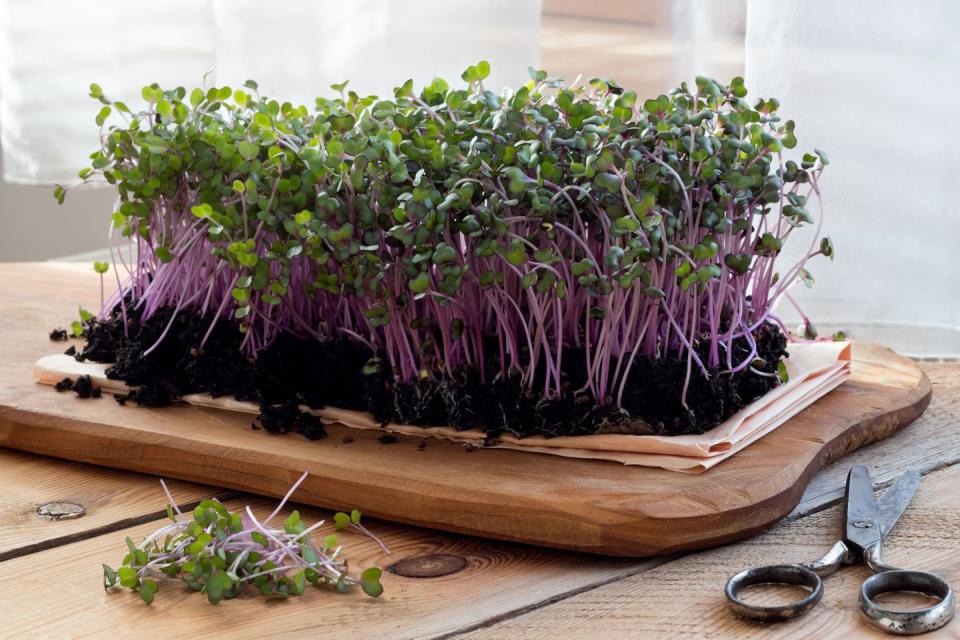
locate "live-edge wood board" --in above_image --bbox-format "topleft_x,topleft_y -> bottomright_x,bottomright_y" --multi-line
0,263 -> 931,556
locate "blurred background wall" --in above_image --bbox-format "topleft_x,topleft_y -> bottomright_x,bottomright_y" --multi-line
745,0 -> 960,356
0,0 -> 743,260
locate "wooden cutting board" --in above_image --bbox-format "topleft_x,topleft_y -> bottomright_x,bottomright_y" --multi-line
0,263 -> 931,556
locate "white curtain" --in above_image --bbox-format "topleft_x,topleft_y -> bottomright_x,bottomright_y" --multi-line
3,0 -> 957,355
0,0 -> 540,184
0,0 -> 216,183
212,0 -> 540,111
746,0 -> 960,356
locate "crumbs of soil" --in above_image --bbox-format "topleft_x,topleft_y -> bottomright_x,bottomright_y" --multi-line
49,328 -> 68,341
72,306 -> 788,440
378,433 -> 398,445
55,375 -> 101,399
257,402 -> 327,440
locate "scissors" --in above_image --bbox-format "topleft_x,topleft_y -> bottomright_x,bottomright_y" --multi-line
725,465 -> 954,635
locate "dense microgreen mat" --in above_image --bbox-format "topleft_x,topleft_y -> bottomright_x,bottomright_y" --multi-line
103,472 -> 386,604
60,64 -> 831,434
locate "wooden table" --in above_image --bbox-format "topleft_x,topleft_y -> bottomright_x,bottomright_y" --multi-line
2,295 -> 959,638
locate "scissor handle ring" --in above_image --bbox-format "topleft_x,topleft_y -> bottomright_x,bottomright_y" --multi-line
725,564 -> 824,622
860,570 -> 955,635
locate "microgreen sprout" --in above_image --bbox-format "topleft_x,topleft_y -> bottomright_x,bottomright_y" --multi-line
63,65 -> 831,415
93,261 -> 109,309
102,472 -> 384,604
334,509 -> 391,555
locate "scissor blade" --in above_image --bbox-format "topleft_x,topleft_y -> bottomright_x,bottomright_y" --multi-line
875,469 -> 921,539
844,465 -> 883,551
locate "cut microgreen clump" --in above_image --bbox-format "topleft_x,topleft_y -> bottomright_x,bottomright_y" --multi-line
61,65 -> 832,435
102,472 -> 385,604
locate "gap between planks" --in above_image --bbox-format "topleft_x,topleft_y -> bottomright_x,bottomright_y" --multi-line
1,349 -> 954,635
8,449 -> 953,640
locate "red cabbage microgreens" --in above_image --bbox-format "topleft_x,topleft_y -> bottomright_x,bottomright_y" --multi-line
102,472 -> 386,604
61,67 -> 831,407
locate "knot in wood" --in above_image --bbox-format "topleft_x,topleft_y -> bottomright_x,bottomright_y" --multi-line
389,553 -> 467,578
36,502 -> 85,521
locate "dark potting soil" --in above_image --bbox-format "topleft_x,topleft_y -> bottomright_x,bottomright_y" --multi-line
74,306 -> 787,440
49,328 -> 68,341
73,374 -> 102,399
258,401 -> 328,440
54,374 -> 101,398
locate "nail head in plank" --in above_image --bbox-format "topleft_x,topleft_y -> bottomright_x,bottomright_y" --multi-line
0,448 -> 216,559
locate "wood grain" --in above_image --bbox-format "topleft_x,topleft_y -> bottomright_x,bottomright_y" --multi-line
792,362 -> 960,518
0,496 -> 646,640
0,263 -> 933,556
0,363 -> 955,640
458,462 -> 960,639
0,448 -> 216,560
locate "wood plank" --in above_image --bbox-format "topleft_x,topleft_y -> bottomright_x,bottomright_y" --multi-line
0,447 -> 218,560
792,362 -> 960,517
0,263 -> 934,556
3,363 -> 950,638
456,461 -> 960,639
0,496 -> 646,639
